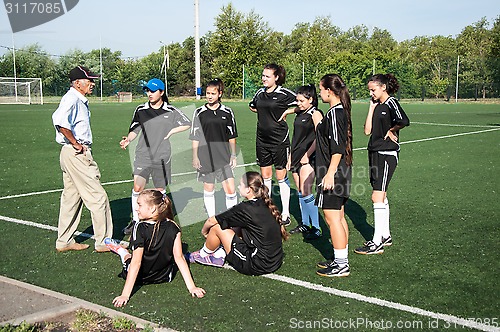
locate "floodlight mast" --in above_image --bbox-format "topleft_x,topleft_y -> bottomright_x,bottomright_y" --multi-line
194,0 -> 201,100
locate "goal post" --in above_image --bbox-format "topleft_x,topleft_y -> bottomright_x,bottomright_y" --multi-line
0,77 -> 43,105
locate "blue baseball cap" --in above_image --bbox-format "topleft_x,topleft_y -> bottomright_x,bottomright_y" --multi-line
143,78 -> 165,92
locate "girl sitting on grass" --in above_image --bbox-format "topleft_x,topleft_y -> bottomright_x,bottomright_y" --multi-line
189,171 -> 288,276
105,189 -> 205,307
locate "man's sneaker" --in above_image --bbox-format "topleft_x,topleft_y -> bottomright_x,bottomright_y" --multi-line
280,216 -> 291,227
122,220 -> 136,235
194,253 -> 225,267
305,227 -> 322,240
316,262 -> 350,277
354,241 -> 384,255
381,236 -> 392,247
289,225 -> 310,234
104,238 -> 123,254
316,258 -> 333,269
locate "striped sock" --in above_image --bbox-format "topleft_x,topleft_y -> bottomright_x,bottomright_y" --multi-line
225,192 -> 238,209
303,194 -> 318,229
298,194 -> 311,227
334,248 -> 348,267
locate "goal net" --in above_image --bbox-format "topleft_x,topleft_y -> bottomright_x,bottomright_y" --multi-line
0,77 -> 43,105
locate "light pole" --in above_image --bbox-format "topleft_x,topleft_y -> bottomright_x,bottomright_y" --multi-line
160,40 -> 169,96
194,0 -> 201,100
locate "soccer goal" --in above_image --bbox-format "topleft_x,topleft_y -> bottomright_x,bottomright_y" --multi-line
0,77 -> 43,105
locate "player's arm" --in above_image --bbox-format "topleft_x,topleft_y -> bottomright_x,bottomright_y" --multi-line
165,125 -> 190,140
173,233 -> 206,298
364,100 -> 377,136
192,140 -> 201,169
57,127 -> 85,154
229,138 -> 237,168
120,131 -> 138,150
201,216 -> 219,238
249,107 -> 257,113
112,248 -> 143,307
321,154 -> 342,191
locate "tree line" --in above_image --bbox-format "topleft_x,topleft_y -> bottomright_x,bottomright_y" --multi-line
1,4 -> 499,100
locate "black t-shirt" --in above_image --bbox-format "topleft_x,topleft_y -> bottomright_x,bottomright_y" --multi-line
216,198 -> 284,275
291,106 -> 323,169
368,97 -> 410,152
249,86 -> 297,148
130,219 -> 180,284
315,104 -> 352,198
189,104 -> 238,172
129,102 -> 191,161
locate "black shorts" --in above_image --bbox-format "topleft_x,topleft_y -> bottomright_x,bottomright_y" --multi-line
369,151 -> 398,192
256,145 -> 289,170
225,235 -> 257,276
197,164 -> 234,184
133,158 -> 171,188
315,189 -> 348,210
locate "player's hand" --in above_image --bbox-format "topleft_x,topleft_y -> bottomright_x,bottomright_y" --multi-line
230,155 -> 237,169
384,130 -> 398,143
321,172 -> 335,191
278,109 -> 295,122
119,137 -> 129,150
192,157 -> 201,170
189,287 -> 206,298
112,295 -> 129,307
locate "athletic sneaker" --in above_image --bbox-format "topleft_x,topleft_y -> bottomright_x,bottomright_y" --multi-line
122,220 -> 136,235
316,262 -> 350,277
381,236 -> 392,247
193,253 -> 225,267
289,225 -> 310,234
354,241 -> 384,255
187,250 -> 201,263
305,227 -> 322,240
104,238 -> 123,254
316,258 -> 333,269
281,216 -> 291,227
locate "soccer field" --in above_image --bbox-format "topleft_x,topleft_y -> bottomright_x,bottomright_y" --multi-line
0,100 -> 499,331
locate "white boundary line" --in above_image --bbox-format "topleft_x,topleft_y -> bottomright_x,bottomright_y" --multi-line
412,121 -> 499,128
1,214 -> 497,332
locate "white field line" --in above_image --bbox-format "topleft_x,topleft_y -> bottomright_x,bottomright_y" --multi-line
412,121 -> 498,128
0,128 -> 498,202
1,214 -> 497,332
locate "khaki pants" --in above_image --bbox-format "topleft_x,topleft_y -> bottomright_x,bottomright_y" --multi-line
56,145 -> 113,250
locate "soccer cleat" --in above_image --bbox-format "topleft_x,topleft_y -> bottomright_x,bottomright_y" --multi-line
193,253 -> 225,267
381,236 -> 392,247
289,225 -> 310,234
316,262 -> 350,277
280,216 -> 291,227
122,220 -> 136,235
354,241 -> 384,255
305,227 -> 322,240
104,238 -> 123,254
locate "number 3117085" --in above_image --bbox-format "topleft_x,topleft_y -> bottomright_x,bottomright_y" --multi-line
5,2 -> 62,14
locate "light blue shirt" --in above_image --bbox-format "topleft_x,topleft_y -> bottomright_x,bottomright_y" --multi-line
52,87 -> 93,145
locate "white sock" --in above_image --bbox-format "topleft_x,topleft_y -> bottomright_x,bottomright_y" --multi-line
201,244 -> 215,257
203,190 -> 216,217
298,194 -> 311,227
334,247 -> 348,267
131,190 -> 140,222
225,192 -> 238,209
383,198 -> 391,238
372,202 -> 386,245
263,178 -> 272,196
304,194 -> 318,229
117,248 -> 130,265
213,246 -> 227,259
278,177 -> 290,219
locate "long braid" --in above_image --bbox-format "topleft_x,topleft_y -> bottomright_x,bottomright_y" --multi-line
139,189 -> 176,251
245,172 -> 290,241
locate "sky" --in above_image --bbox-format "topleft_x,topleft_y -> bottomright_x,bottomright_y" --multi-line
0,0 -> 498,59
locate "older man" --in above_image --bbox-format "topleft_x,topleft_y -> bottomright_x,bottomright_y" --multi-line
52,66 -> 113,253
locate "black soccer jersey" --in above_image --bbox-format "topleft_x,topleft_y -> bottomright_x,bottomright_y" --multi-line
368,96 -> 410,152
315,103 -> 352,198
216,198 -> 284,275
249,86 -> 297,148
189,104 -> 238,172
291,106 -> 323,170
130,219 -> 180,284
129,102 -> 191,162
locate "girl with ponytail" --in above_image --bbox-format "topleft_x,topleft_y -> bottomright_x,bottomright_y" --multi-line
314,74 -> 353,277
105,189 -> 205,307
190,171 -> 287,275
354,73 -> 409,255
